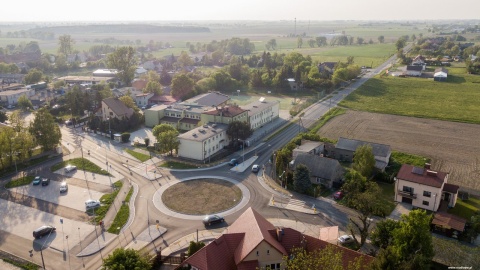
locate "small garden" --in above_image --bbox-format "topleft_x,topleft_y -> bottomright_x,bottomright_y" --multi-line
159,161 -> 198,169
51,158 -> 111,176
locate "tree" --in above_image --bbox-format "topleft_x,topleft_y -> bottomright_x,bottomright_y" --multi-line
118,96 -> 138,112
121,133 -> 130,143
266,39 -> 277,50
157,130 -> 179,155
101,248 -> 152,270
106,46 -> 137,86
352,144 -> 375,177
144,81 -> 163,95
171,73 -> 194,99
395,38 -> 407,51
371,219 -> 401,249
152,124 -> 176,138
58,34 -> 75,56
29,107 -> 61,151
187,241 -> 205,257
176,51 -> 194,69
297,37 -> 303,48
356,37 -> 364,45
315,36 -> 327,47
293,164 -> 311,194
378,35 -> 385,43
283,246 -> 366,270
308,39 -> 316,48
0,111 -> 7,123
24,68 -> 43,84
16,94 -> 33,111
226,121 -> 253,143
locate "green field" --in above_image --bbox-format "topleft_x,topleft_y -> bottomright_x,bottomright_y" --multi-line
340,67 -> 480,124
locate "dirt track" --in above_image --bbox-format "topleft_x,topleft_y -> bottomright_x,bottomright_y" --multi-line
318,110 -> 480,194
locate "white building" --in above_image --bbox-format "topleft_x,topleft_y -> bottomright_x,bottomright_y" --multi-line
177,123 -> 229,161
241,98 -> 280,130
93,69 -> 118,77
0,89 -> 35,105
135,93 -> 154,108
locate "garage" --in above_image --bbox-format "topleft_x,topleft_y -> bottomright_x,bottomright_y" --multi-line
401,197 -> 413,204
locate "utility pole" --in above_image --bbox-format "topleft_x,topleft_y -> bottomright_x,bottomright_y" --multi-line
294,18 -> 297,36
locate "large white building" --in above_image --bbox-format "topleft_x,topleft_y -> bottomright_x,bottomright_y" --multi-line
177,123 -> 229,161
0,88 -> 35,105
241,98 -> 280,130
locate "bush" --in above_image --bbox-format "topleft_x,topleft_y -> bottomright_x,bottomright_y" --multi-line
121,132 -> 130,143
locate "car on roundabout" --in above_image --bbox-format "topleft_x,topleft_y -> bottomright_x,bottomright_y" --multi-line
203,215 -> 225,226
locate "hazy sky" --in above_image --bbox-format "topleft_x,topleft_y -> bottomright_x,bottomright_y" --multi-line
3,0 -> 479,22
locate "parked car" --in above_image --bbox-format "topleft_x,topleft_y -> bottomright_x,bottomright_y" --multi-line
33,225 -> 56,239
202,215 -> 225,226
228,159 -> 239,166
32,176 -> 42,185
64,165 -> 77,173
85,199 -> 101,209
333,191 -> 345,200
251,164 -> 260,173
338,235 -> 354,245
59,182 -> 68,193
41,178 -> 50,186
65,120 -> 73,126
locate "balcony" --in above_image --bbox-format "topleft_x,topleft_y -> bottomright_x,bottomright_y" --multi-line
398,190 -> 417,199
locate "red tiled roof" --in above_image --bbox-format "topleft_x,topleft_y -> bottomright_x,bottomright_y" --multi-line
433,212 -> 466,231
203,106 -> 246,118
397,164 -> 447,188
443,183 -> 459,193
132,79 -> 147,90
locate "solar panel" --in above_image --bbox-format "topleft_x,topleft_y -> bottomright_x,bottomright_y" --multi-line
412,167 -> 424,175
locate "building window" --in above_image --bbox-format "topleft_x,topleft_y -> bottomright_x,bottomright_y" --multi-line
256,251 -> 259,256
423,191 -> 431,197
403,186 -> 414,193
267,250 -> 270,255
422,201 -> 429,206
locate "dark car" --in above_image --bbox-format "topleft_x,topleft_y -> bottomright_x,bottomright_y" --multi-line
202,215 -> 225,226
228,159 -> 239,166
41,178 -> 50,186
32,176 -> 42,185
33,225 -> 56,239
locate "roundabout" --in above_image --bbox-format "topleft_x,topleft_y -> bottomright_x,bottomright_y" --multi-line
152,176 -> 251,220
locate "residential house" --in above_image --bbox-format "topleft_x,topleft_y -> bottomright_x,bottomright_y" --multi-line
412,55 -> 426,67
0,88 -> 35,105
333,137 -> 391,171
131,79 -> 148,91
178,207 -> 372,270
241,98 -> 280,130
201,105 -> 249,126
291,153 -> 345,188
135,93 -> 154,108
318,62 -> 337,74
405,65 -> 423,77
292,140 -> 324,160
434,68 -> 448,81
101,97 -> 134,122
394,163 -> 459,212
135,67 -> 148,77
1,83 -> 25,91
0,74 -> 25,84
177,123 -> 229,161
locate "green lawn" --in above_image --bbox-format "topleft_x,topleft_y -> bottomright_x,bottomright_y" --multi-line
377,182 -> 396,216
159,161 -> 198,169
125,149 -> 151,162
340,67 -> 480,124
4,176 -> 35,188
91,181 -> 123,224
386,151 -> 430,176
432,234 -> 480,267
448,197 -> 480,220
108,187 -> 133,234
51,158 -> 110,176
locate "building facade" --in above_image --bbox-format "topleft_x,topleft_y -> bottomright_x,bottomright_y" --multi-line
177,123 -> 229,161
241,99 -> 280,130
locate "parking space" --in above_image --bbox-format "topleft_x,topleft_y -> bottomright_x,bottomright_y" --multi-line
56,169 -> 117,187
8,180 -> 105,212
0,198 -> 94,251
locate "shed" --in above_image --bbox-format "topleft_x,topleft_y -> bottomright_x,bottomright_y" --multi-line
114,133 -> 122,143
434,68 -> 448,82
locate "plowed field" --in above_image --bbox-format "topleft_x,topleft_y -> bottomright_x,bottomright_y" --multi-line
319,110 -> 480,194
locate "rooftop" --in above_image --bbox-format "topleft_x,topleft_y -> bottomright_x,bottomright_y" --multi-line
203,105 -> 246,117
432,212 -> 466,232
294,140 -> 324,153
178,123 -> 228,142
293,153 -> 344,180
241,99 -> 279,116
183,91 -> 230,107
336,137 -> 391,158
102,97 -> 134,118
396,164 -> 448,188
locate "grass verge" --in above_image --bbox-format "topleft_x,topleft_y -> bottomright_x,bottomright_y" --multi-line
309,107 -> 346,134
1,258 -> 38,270
5,176 -> 35,188
377,182 -> 396,215
108,187 -> 133,234
159,161 -> 198,169
90,181 -> 123,223
125,149 -> 151,162
51,158 -> 110,176
448,197 -> 480,220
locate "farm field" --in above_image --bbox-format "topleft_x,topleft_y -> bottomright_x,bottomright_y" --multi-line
340,67 -> 480,124
318,110 -> 480,193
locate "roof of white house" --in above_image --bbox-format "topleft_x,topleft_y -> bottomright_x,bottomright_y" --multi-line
241,99 -> 279,116
178,123 -> 228,142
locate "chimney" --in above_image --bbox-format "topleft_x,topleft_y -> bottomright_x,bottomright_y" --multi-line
426,170 -> 437,176
424,163 -> 431,170
276,228 -> 284,242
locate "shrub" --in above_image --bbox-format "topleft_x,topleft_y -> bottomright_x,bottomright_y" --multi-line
121,132 -> 130,143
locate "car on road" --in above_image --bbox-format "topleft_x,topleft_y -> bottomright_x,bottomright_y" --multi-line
41,178 -> 50,186
64,165 -> 77,173
333,191 -> 345,200
59,182 -> 68,193
33,225 -> 56,239
32,176 -> 42,185
228,159 -> 239,166
251,164 -> 260,173
202,215 -> 225,226
338,235 -> 354,245
85,199 -> 101,209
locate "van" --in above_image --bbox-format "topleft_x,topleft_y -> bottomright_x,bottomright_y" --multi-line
33,225 -> 56,239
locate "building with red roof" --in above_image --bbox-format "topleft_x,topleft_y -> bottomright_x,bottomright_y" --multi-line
177,207 -> 373,270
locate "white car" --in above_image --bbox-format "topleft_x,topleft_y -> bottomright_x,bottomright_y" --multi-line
338,235 -> 355,244
59,182 -> 68,193
64,165 -> 77,173
85,199 -> 101,209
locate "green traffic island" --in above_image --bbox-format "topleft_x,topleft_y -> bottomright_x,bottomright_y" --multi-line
4,175 -> 35,188
87,181 -> 123,224
1,257 -> 39,270
125,149 -> 151,162
50,158 -> 111,176
107,187 -> 134,234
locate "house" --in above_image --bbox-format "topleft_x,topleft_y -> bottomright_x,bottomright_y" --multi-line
135,93 -> 154,108
434,68 -> 448,82
0,73 -> 25,84
412,55 -> 425,66
292,140 -> 324,159
148,94 -> 177,105
0,88 -> 35,105
178,207 -> 372,270
177,123 -> 229,161
241,98 -> 280,130
135,67 -> 148,77
291,153 -> 345,188
183,91 -> 230,107
318,62 -> 337,74
287,78 -> 298,91
333,137 -> 391,171
101,97 -> 134,121
394,163 -> 459,212
405,65 -> 423,77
